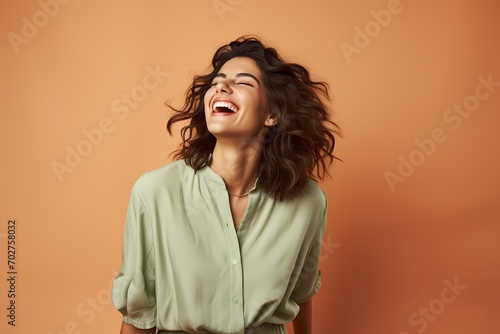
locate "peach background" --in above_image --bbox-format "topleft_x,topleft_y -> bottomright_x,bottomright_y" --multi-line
1,0 -> 499,333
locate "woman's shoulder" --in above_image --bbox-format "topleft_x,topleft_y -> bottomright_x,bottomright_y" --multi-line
273,180 -> 328,231
285,179 -> 327,210
131,160 -> 192,194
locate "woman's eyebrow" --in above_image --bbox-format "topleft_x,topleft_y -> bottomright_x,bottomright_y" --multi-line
214,72 -> 260,85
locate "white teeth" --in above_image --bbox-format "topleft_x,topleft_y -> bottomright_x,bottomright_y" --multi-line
213,101 -> 238,112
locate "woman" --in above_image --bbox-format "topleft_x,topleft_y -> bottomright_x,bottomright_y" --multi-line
112,36 -> 340,334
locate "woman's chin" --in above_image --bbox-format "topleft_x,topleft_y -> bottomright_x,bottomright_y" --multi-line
207,125 -> 230,135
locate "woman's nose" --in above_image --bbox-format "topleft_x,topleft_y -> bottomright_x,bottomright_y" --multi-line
215,81 -> 231,93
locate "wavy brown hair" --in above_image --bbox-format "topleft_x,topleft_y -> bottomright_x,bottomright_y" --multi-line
167,36 -> 341,201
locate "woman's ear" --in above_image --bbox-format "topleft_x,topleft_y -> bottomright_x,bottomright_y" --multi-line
264,112 -> 278,127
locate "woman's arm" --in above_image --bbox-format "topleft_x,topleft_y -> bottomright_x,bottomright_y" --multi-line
292,299 -> 312,334
120,321 -> 156,334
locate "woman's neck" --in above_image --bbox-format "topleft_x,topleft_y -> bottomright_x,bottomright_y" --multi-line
209,137 -> 263,196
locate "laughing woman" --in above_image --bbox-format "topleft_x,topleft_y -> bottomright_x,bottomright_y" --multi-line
112,36 -> 340,334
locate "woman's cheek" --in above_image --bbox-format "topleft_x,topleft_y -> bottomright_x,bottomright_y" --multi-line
203,91 -> 212,106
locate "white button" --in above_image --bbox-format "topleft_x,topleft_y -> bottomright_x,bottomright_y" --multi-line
233,298 -> 239,304
232,259 -> 237,265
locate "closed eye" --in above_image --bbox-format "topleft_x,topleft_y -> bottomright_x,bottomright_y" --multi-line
210,81 -> 253,87
237,82 -> 253,86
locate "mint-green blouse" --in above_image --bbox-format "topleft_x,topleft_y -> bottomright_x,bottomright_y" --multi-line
112,160 -> 328,333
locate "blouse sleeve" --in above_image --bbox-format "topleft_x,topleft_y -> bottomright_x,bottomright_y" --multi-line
112,182 -> 156,329
290,208 -> 328,304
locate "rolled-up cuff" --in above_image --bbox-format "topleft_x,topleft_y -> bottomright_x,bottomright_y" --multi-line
123,315 -> 156,330
294,269 -> 322,304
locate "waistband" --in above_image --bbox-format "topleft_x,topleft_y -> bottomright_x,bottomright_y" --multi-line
158,323 -> 286,334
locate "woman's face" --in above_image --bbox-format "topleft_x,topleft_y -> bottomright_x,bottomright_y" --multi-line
204,56 -> 276,139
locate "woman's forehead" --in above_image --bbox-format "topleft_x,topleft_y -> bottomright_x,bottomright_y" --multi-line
218,57 -> 262,77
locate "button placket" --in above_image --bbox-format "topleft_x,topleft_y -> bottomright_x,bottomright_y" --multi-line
218,184 -> 245,332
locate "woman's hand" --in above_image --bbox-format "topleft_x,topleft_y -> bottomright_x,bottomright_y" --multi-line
120,321 -> 156,334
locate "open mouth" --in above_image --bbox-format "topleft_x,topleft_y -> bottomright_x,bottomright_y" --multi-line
212,101 -> 239,115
